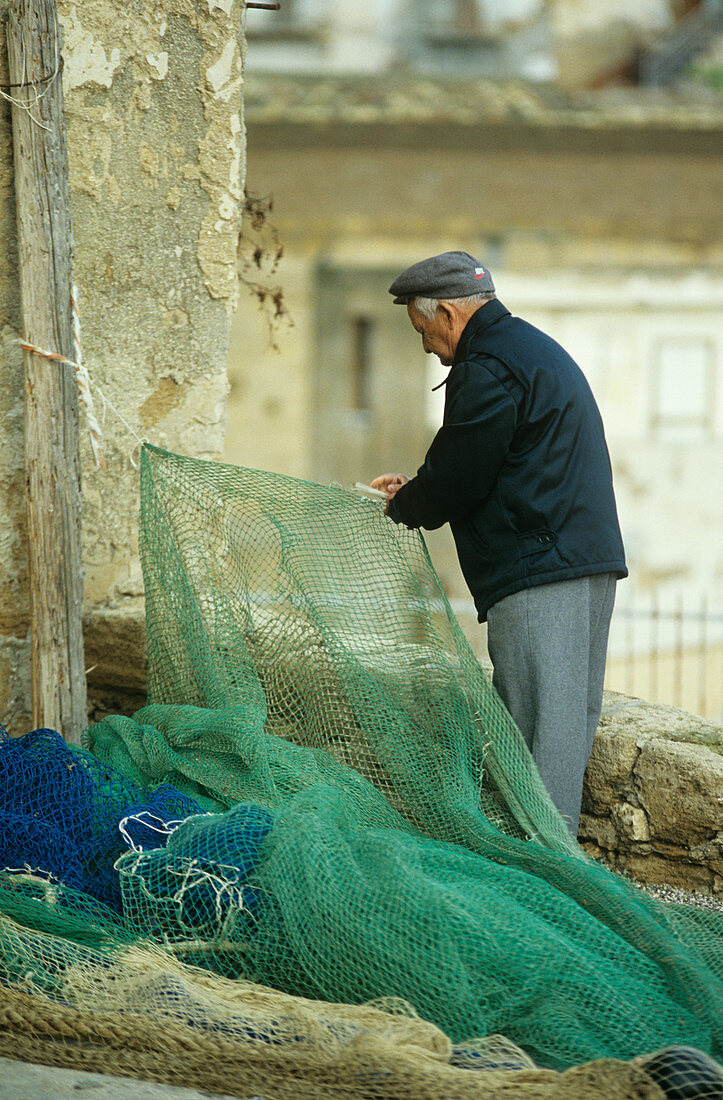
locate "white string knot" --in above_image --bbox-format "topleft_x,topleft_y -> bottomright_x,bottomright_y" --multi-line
19,297 -> 148,469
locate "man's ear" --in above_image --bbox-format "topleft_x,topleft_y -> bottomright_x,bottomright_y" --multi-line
436,301 -> 455,328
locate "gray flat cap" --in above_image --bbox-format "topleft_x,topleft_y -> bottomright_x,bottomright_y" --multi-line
389,251 -> 495,304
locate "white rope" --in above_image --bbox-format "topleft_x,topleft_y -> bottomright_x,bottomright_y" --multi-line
351,482 -> 388,501
19,339 -> 147,468
1,863 -> 59,884
116,851 -> 251,933
0,47 -> 61,132
172,859 -> 249,930
70,284 -> 104,468
118,811 -> 187,853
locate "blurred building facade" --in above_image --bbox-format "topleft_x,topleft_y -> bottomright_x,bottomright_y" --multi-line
227,1 -> 723,717
244,0 -> 722,87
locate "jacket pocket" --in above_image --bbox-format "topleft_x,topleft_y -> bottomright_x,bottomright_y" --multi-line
516,529 -> 557,557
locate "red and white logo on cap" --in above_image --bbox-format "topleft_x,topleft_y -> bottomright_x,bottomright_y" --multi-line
474,267 -> 486,279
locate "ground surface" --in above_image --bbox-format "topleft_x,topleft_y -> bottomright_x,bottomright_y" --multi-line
0,1058 -> 264,1100
636,881 -> 723,911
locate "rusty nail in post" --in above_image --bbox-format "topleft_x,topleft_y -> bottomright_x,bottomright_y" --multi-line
246,2 -> 281,8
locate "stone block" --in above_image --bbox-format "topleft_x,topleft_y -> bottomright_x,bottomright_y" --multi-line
582,728 -> 639,815
599,691 -> 723,755
0,635 -> 32,736
0,649 -> 11,717
650,840 -> 695,860
579,841 -> 605,861
690,837 -> 723,863
578,813 -> 618,850
620,851 -> 713,892
84,606 -> 147,694
611,801 -> 651,843
579,694 -> 723,891
635,739 -> 723,844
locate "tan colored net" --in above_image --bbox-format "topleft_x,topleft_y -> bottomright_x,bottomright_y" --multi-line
0,906 -> 667,1100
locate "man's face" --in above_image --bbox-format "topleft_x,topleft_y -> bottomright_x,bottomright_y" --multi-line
406,302 -> 458,367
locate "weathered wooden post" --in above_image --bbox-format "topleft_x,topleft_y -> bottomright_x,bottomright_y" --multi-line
7,0 -> 87,741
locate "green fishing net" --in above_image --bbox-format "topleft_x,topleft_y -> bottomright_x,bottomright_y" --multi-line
89,445 -> 721,1070
1,442 -> 721,1097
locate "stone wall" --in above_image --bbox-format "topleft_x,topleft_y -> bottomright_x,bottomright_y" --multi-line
0,0 -> 246,732
580,691 -> 723,893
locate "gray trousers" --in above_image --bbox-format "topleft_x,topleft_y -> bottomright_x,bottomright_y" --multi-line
486,573 -> 617,835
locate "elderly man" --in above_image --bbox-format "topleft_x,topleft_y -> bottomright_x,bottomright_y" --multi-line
372,251 -> 627,834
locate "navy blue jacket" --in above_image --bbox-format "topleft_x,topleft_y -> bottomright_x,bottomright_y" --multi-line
388,299 -> 627,620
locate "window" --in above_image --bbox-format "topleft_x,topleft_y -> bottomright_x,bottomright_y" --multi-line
312,262 -> 433,487
650,337 -> 715,438
351,316 -> 374,413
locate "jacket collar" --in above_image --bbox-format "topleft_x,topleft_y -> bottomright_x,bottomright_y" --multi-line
453,298 -> 510,366
430,299 -> 511,391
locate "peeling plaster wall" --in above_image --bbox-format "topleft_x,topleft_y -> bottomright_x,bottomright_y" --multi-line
0,0 -> 247,731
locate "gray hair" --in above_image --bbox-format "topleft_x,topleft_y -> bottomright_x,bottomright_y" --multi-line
413,292 -> 495,319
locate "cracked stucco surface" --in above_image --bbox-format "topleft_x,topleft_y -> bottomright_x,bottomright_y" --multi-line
0,0 -> 246,731
59,0 -> 245,301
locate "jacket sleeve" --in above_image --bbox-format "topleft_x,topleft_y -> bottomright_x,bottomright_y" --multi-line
388,359 -> 519,531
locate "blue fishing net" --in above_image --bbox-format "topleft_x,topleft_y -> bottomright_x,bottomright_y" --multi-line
0,727 -> 204,911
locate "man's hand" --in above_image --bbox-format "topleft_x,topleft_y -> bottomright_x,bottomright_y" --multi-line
370,473 -> 410,500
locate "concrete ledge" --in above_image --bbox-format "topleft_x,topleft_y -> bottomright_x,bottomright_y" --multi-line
84,606 -> 147,722
581,691 -> 723,894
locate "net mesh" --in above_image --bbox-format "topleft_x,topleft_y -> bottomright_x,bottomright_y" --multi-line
1,443 -> 721,1098
0,878 -> 673,1100
0,726 -> 204,911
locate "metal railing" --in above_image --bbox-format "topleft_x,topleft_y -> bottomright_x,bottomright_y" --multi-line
450,591 -> 723,723
605,592 -> 723,721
